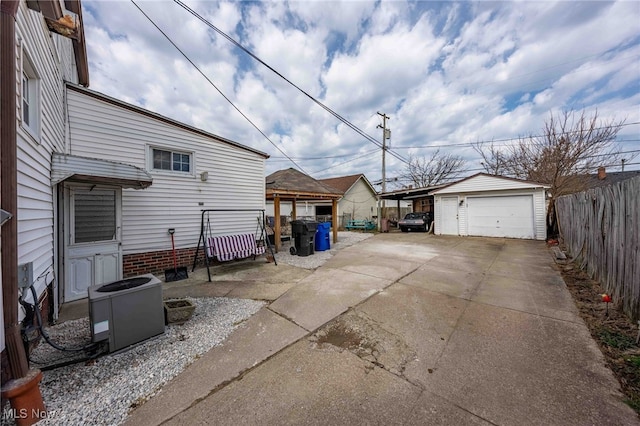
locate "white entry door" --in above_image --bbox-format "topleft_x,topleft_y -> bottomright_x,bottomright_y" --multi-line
440,196 -> 459,235
64,185 -> 122,301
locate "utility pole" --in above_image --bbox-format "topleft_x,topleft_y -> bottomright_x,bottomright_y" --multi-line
377,112 -> 389,224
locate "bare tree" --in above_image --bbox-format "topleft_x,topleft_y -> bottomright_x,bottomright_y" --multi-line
474,140 -> 509,175
474,109 -> 630,237
401,149 -> 466,188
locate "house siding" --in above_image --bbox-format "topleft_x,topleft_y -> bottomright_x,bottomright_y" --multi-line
66,89 -> 267,257
533,189 -> 547,239
434,197 -> 441,234
15,2 -> 79,298
339,179 -> 377,221
459,196 -> 467,236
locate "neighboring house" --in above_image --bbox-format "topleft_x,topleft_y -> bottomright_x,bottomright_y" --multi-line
582,166 -> 640,190
265,199 -> 316,219
318,174 -> 378,222
430,174 -> 549,240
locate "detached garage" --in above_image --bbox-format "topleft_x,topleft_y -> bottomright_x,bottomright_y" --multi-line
431,174 -> 549,240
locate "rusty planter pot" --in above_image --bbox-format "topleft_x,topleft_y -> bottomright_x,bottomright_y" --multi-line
1,369 -> 46,426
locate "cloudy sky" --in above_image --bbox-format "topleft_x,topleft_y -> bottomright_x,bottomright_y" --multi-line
82,0 -> 640,188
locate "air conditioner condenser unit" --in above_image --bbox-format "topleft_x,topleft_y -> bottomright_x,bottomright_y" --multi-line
88,274 -> 165,353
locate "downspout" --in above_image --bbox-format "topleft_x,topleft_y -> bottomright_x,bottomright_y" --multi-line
1,1 -> 46,424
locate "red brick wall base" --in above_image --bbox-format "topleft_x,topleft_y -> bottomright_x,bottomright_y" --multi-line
123,247 -> 203,277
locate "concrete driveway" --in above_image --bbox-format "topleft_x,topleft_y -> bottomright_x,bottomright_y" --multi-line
126,233 -> 638,425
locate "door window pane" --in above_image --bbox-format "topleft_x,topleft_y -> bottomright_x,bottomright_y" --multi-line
74,190 -> 116,243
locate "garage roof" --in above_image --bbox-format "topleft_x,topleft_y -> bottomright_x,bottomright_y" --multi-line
379,184 -> 446,200
430,173 -> 549,195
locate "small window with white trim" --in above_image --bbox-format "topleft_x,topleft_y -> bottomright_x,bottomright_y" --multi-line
21,54 -> 40,138
151,148 -> 192,173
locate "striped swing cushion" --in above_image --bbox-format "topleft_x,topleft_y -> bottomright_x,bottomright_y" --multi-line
206,234 -> 265,262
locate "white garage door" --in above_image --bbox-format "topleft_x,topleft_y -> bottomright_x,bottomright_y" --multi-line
467,195 -> 534,239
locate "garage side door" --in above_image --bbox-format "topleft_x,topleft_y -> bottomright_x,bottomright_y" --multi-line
467,195 -> 534,239
440,196 -> 459,235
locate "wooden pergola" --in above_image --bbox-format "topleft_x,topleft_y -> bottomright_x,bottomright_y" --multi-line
266,168 -> 343,252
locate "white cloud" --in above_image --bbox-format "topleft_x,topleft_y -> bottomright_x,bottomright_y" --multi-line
82,0 -> 640,182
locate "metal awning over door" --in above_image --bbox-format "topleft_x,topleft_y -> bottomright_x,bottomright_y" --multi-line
51,153 -> 152,189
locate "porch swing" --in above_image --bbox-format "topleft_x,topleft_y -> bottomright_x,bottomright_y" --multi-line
191,209 -> 277,281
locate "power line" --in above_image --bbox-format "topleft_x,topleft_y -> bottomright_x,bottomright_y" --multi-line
269,148 -> 379,161
172,0 -> 411,168
311,151 -> 378,175
130,0 -> 309,174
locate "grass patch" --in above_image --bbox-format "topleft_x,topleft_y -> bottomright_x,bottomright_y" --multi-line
597,328 -> 636,350
626,397 -> 640,412
626,356 -> 640,368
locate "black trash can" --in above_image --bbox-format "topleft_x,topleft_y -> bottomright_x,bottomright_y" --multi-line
291,220 -> 318,256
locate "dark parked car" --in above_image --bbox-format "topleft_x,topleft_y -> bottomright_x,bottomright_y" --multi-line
398,212 -> 432,232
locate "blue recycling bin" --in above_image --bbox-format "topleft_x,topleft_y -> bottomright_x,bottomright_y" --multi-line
315,222 -> 331,251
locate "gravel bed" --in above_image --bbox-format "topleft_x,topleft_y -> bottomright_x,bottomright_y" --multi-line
2,231 -> 373,425
273,230 -> 374,269
1,298 -> 264,426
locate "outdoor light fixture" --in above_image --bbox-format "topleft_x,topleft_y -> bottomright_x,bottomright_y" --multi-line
200,171 -> 209,182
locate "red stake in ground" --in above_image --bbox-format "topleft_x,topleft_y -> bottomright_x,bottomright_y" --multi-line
602,294 -> 612,316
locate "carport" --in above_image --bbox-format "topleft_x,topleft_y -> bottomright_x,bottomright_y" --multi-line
266,168 -> 343,252
379,186 -> 440,214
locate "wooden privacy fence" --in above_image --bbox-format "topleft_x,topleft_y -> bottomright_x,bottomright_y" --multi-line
556,176 -> 640,320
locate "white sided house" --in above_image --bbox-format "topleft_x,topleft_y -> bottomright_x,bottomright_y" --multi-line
4,0 -> 268,346
317,174 -> 378,222
60,84 -> 269,303
8,0 -> 90,324
431,174 -> 549,240
2,0 -> 91,379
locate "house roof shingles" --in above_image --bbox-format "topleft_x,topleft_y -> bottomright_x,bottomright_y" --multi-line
266,168 -> 343,199
583,170 -> 640,190
318,174 -> 363,193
